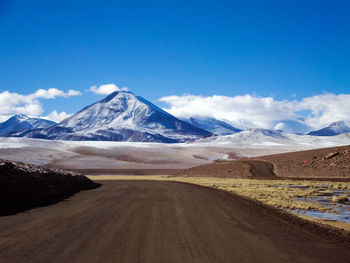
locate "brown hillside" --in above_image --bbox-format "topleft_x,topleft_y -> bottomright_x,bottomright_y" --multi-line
178,145 -> 350,179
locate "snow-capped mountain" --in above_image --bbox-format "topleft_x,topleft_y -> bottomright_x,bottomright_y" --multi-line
181,116 -> 242,135
308,121 -> 350,136
0,115 -> 56,136
194,128 -> 293,145
21,90 -> 211,142
194,128 -> 350,148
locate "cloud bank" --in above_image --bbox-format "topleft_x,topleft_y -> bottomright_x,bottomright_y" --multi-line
0,88 -> 81,122
42,111 -> 72,123
90,84 -> 129,95
159,93 -> 350,133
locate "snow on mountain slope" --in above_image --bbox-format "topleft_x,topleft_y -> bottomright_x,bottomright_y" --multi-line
22,90 -> 211,142
0,115 -> 56,136
181,116 -> 242,135
308,121 -> 350,136
194,128 -> 350,148
195,129 -> 290,145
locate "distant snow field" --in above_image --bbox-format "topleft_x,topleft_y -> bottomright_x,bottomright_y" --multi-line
0,131 -> 349,171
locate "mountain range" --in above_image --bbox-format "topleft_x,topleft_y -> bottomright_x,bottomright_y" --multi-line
194,128 -> 350,147
181,116 -> 242,135
0,90 -> 350,142
0,115 -> 56,137
194,129 -> 290,144
5,90 -> 211,143
307,121 -> 350,136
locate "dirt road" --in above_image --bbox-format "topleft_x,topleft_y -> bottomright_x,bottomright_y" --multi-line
242,160 -> 276,178
0,180 -> 349,263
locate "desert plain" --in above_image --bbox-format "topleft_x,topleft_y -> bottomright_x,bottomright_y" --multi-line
0,137 -> 350,263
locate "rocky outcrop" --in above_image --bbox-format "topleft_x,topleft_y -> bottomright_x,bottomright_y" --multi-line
324,152 -> 339,159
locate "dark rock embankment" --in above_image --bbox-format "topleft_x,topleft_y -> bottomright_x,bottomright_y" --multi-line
0,159 -> 100,215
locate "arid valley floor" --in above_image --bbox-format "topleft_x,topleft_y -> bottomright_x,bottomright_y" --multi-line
1,138 -> 350,263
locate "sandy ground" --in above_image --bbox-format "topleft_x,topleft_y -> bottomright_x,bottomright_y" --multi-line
0,137 -> 335,174
0,180 -> 349,263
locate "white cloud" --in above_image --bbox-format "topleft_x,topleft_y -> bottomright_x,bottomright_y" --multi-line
42,111 -> 72,123
159,94 -> 298,130
274,122 -> 285,130
0,88 -> 80,122
159,92 -> 350,132
297,93 -> 350,130
90,84 -> 129,95
32,88 -> 81,99
67,89 -> 82,97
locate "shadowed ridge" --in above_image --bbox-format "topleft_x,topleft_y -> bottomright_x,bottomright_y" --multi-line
0,159 -> 100,216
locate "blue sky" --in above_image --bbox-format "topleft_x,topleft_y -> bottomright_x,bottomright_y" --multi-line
0,0 -> 349,131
